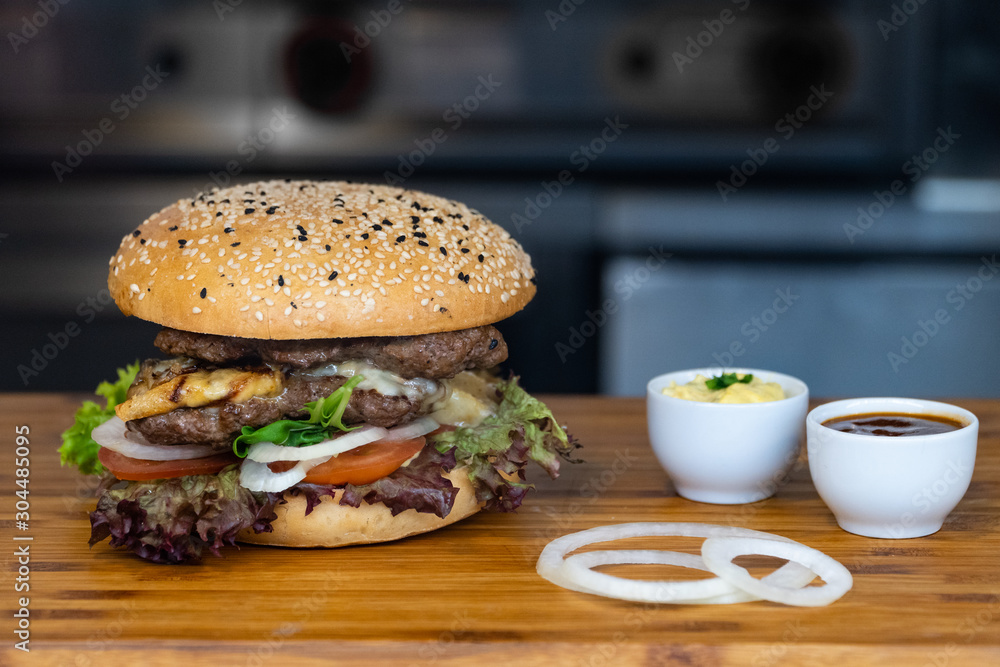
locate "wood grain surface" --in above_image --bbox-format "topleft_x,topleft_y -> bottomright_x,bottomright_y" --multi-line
1,393 -> 998,666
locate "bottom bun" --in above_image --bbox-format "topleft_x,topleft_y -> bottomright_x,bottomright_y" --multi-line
236,467 -> 482,548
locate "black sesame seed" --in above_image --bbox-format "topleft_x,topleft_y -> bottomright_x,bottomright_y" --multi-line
216,212 -> 222,217
178,239 -> 187,247
244,208 -> 255,214
298,235 -> 308,242
458,271 -> 465,281
462,224 -> 470,231
433,216 -> 444,224
266,206 -> 278,214
372,224 -> 382,231
396,235 -> 406,243
418,240 -> 429,247
325,244 -> 331,251
224,228 -> 234,233
439,307 -> 448,313
140,239 -> 146,245
412,202 -> 421,209
332,218 -> 343,225
132,229 -> 141,237
221,199 -> 230,204
244,199 -> 254,203
382,219 -> 393,226
290,302 -> 297,309
329,271 -> 338,280
413,231 -> 426,238
200,288 -> 207,299
361,233 -> 369,240
411,216 -> 419,224
169,225 -> 178,231
296,225 -> 307,234
439,247 -> 447,256
489,338 -> 498,350
461,248 -> 470,254
278,275 -> 284,286
478,254 -> 484,262
231,242 -> 240,247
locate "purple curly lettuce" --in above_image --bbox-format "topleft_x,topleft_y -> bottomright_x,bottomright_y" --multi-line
289,446 -> 459,518
89,466 -> 280,564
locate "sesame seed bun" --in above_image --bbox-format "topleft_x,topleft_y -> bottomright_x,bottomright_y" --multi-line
237,466 -> 482,548
108,180 -> 536,339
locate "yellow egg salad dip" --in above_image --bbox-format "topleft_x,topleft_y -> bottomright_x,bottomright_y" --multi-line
662,373 -> 785,404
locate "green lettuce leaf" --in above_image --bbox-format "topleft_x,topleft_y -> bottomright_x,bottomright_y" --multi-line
431,376 -> 579,511
60,362 -> 140,476
232,375 -> 363,456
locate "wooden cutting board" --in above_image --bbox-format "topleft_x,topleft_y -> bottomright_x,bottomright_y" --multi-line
2,393 -> 999,666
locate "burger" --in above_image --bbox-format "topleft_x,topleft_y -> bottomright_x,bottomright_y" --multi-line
60,180 -> 578,563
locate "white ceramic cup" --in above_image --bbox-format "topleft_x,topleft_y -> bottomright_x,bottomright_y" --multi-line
807,398 -> 978,539
646,368 -> 809,504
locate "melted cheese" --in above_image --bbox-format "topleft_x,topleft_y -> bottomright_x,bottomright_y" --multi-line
116,368 -> 284,421
302,359 -> 439,402
429,371 -> 500,427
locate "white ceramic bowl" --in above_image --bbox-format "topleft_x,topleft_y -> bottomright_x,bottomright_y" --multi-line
646,368 -> 809,504
807,398 -> 978,539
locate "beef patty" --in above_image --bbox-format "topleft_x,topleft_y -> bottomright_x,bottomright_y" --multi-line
154,325 -> 507,379
127,370 -> 435,450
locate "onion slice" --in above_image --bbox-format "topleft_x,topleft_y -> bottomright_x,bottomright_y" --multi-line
561,550 -> 817,605
383,416 -> 439,442
536,522 -> 836,606
238,456 -> 331,493
244,425 -> 388,463
701,536 -> 854,607
92,417 -> 218,461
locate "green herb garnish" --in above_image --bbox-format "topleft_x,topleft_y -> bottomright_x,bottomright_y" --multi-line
60,362 -> 141,475
232,374 -> 364,457
705,373 -> 753,391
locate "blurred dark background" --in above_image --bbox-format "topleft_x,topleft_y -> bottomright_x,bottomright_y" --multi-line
2,0 -> 999,396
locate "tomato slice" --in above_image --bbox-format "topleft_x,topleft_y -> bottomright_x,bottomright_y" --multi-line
268,436 -> 426,486
98,447 -> 239,481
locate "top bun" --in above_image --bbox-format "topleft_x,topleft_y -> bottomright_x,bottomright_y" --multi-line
108,180 -> 536,339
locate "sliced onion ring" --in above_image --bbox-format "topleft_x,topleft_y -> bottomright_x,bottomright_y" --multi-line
238,456 -> 331,493
245,425 -> 388,463
92,417 -> 218,461
536,522 -> 843,606
383,416 -> 439,442
701,536 -> 853,607
562,550 -> 817,605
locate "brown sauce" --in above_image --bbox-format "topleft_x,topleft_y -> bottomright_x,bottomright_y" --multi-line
822,412 -> 965,437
